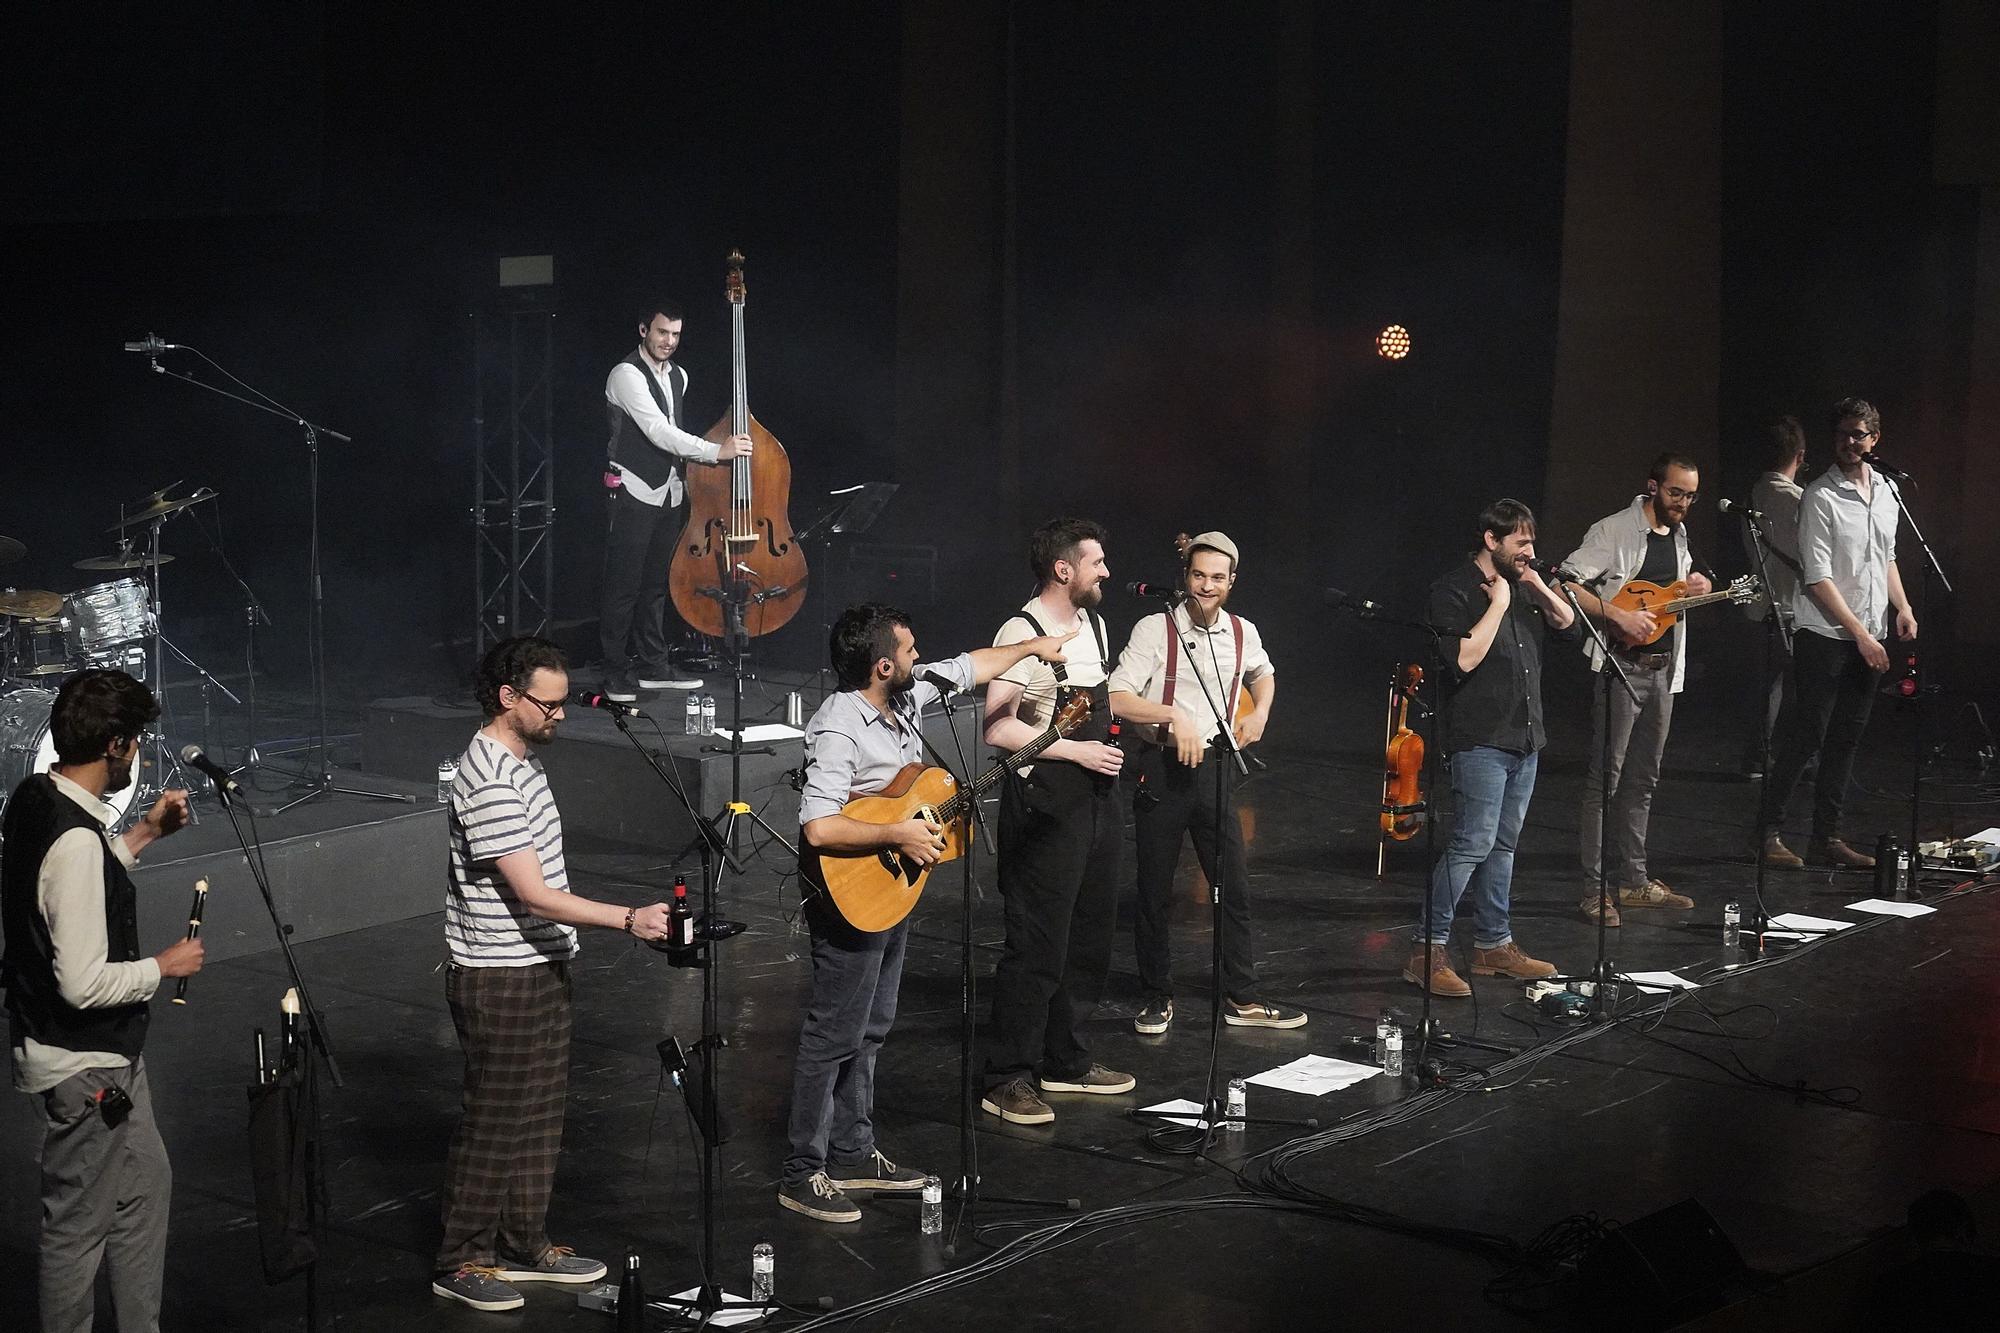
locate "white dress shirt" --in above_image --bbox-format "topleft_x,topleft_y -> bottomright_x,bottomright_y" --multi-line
604,352 -> 721,507
1793,463 -> 1900,642
1107,604 -> 1273,746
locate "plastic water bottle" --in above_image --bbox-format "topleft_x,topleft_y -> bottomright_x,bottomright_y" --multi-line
1374,1010 -> 1394,1065
685,693 -> 701,736
436,757 -> 457,804
920,1176 -> 943,1234
1383,1026 -> 1404,1077
1224,1077 -> 1247,1132
1722,901 -> 1740,952
750,1241 -> 774,1302
700,695 -> 717,735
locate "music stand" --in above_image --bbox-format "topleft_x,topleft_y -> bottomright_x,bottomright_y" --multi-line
795,483 -> 898,702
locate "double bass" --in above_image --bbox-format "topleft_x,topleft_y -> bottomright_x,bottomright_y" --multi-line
668,250 -> 808,638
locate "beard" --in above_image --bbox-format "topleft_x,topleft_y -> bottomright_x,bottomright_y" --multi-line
1495,556 -> 1526,583
1072,582 -> 1104,610
104,753 -> 136,795
889,665 -> 917,697
524,720 -> 558,747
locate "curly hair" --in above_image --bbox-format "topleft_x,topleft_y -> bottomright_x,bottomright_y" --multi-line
475,636 -> 568,718
829,604 -> 910,691
51,669 -> 160,765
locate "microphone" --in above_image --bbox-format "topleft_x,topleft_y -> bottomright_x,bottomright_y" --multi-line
1865,454 -> 1913,480
570,688 -> 645,718
919,670 -> 964,695
1716,497 -> 1765,522
179,744 -> 243,798
172,878 -> 208,1006
122,334 -> 179,354
1324,587 -> 1384,615
1527,557 -> 1579,582
1127,580 -> 1187,603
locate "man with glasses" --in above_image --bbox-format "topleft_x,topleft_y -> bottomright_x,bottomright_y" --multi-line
1755,399 -> 1916,869
432,636 -> 677,1312
1557,453 -> 1712,925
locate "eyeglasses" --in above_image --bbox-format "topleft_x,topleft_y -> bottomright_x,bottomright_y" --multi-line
512,690 -> 564,719
1662,486 -> 1699,504
1838,428 -> 1878,443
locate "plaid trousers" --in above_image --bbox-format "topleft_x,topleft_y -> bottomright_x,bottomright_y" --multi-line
435,959 -> 573,1273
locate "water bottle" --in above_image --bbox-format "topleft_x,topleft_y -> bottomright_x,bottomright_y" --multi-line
1383,1026 -> 1405,1077
785,690 -> 804,729
920,1176 -> 943,1234
436,757 -> 458,804
685,692 -> 701,736
1722,901 -> 1740,952
750,1241 -> 774,1302
1894,841 -> 1913,900
700,695 -> 717,736
1374,1010 -> 1393,1065
1224,1077 -> 1247,1131
615,1251 -> 646,1332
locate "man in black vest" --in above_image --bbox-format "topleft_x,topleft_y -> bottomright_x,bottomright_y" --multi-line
597,301 -> 753,701
3,669 -> 201,1333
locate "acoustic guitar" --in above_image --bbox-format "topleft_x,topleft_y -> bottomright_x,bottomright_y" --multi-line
1604,574 -> 1762,647
806,694 -> 1091,931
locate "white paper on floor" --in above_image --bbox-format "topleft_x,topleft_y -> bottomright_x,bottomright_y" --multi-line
1138,1097 -> 1214,1128
713,723 -> 803,742
661,1288 -> 766,1327
1624,970 -> 1701,992
1845,898 -> 1937,918
1244,1054 -> 1381,1096
1768,911 -> 1856,932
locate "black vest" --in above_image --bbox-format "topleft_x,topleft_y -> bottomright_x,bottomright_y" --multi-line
606,351 -> 688,492
1,775 -> 151,1058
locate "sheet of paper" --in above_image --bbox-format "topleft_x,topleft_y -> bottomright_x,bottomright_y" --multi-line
1624,970 -> 1701,992
662,1287 -> 765,1327
1138,1097 -> 1213,1128
1768,911 -> 1855,932
1244,1054 -> 1381,1096
713,723 -> 803,743
1845,898 -> 1937,918
1966,827 -> 2000,845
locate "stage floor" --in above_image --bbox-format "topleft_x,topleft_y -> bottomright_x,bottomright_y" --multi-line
4,677 -> 1999,1330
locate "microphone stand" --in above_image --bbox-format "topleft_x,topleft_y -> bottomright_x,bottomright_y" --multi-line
1877,468 -> 1951,872
208,780 -> 342,1332
1738,507 -> 1792,952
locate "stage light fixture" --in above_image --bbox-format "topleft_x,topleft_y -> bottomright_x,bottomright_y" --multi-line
1376,324 -> 1412,360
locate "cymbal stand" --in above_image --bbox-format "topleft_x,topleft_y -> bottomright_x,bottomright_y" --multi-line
137,512 -> 198,818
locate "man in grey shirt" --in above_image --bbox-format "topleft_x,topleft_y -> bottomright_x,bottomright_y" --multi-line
1739,416 -> 1807,776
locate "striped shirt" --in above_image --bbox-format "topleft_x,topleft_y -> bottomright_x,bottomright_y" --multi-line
445,732 -> 579,966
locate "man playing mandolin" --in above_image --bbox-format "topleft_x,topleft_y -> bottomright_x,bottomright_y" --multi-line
781,604 -> 1073,1223
1558,452 -> 1712,926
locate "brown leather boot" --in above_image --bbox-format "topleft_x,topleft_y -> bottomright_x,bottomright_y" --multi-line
1809,837 -> 1875,869
1471,941 -> 1556,980
1401,948 -> 1470,997
1758,832 -> 1804,869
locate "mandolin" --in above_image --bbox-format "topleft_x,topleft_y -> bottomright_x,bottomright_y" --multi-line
1603,574 -> 1762,647
805,695 -> 1091,931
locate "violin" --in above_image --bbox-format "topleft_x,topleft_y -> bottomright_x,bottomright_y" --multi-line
1379,662 -> 1426,841
667,250 -> 809,638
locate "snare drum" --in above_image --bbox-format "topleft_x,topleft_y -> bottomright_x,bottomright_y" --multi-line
0,687 -> 140,827
65,578 -> 155,673
2,615 -> 74,680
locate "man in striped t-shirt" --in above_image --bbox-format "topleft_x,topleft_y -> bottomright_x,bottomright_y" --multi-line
432,637 -> 676,1313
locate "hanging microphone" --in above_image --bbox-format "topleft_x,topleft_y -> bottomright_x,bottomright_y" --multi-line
172,879 -> 209,1005
1324,587 -> 1384,615
121,334 -> 179,354
179,744 -> 243,797
1127,581 -> 1187,603
570,688 -> 645,718
1716,498 -> 1765,522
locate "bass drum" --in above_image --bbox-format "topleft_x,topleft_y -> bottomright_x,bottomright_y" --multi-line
0,687 -> 139,828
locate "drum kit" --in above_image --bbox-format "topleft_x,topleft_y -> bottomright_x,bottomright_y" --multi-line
0,483 -> 227,827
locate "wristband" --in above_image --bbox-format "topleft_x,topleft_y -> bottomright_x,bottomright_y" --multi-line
623,906 -> 636,935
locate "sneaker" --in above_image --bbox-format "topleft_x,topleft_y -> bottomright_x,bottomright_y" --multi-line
1470,941 -> 1556,980
432,1265 -> 525,1311
1134,997 -> 1173,1035
777,1171 -> 861,1223
1809,837 -> 1875,869
637,663 -> 703,691
1619,879 -> 1694,910
826,1148 -> 927,1192
1579,894 -> 1622,928
1224,999 -> 1309,1029
495,1246 -> 607,1284
1758,832 -> 1804,869
603,669 -> 639,704
980,1076 -> 1055,1125
1401,947 -> 1470,997
1038,1064 -> 1136,1095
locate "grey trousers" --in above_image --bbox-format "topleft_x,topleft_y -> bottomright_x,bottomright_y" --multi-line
1579,661 -> 1676,892
36,1059 -> 171,1333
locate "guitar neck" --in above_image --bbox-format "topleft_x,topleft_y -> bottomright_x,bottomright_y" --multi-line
937,722 -> 1066,822
1657,590 -> 1736,615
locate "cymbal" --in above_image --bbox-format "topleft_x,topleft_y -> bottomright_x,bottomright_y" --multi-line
0,535 -> 23,567
74,552 -> 176,572
0,588 -> 64,618
108,486 -> 216,532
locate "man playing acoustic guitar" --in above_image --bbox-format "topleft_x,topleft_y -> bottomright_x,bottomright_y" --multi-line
1559,452 -> 1713,925
780,603 -> 1073,1223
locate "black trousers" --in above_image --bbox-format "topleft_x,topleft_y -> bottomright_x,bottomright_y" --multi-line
982,762 -> 1122,1087
597,486 -> 683,669
1756,628 -> 1880,842
1131,745 -> 1259,1004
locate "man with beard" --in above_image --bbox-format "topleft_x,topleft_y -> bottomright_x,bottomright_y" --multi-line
980,518 -> 1136,1126
1107,531 -> 1306,1035
1404,500 -> 1575,996
783,604 -> 1073,1221
1558,454 -> 1712,926
433,636 -> 677,1311
1755,398 -> 1917,870
3,668 -> 199,1333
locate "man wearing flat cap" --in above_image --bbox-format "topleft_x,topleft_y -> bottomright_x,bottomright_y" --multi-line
1108,531 -> 1306,1035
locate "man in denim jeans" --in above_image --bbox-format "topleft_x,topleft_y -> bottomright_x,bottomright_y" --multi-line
1403,500 -> 1576,997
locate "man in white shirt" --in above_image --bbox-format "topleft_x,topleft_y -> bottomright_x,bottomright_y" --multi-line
596,302 -> 752,701
1739,416 -> 1807,776
979,519 -> 1137,1126
1106,531 -> 1305,1035
1756,398 -> 1918,869
2,668 -> 200,1333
